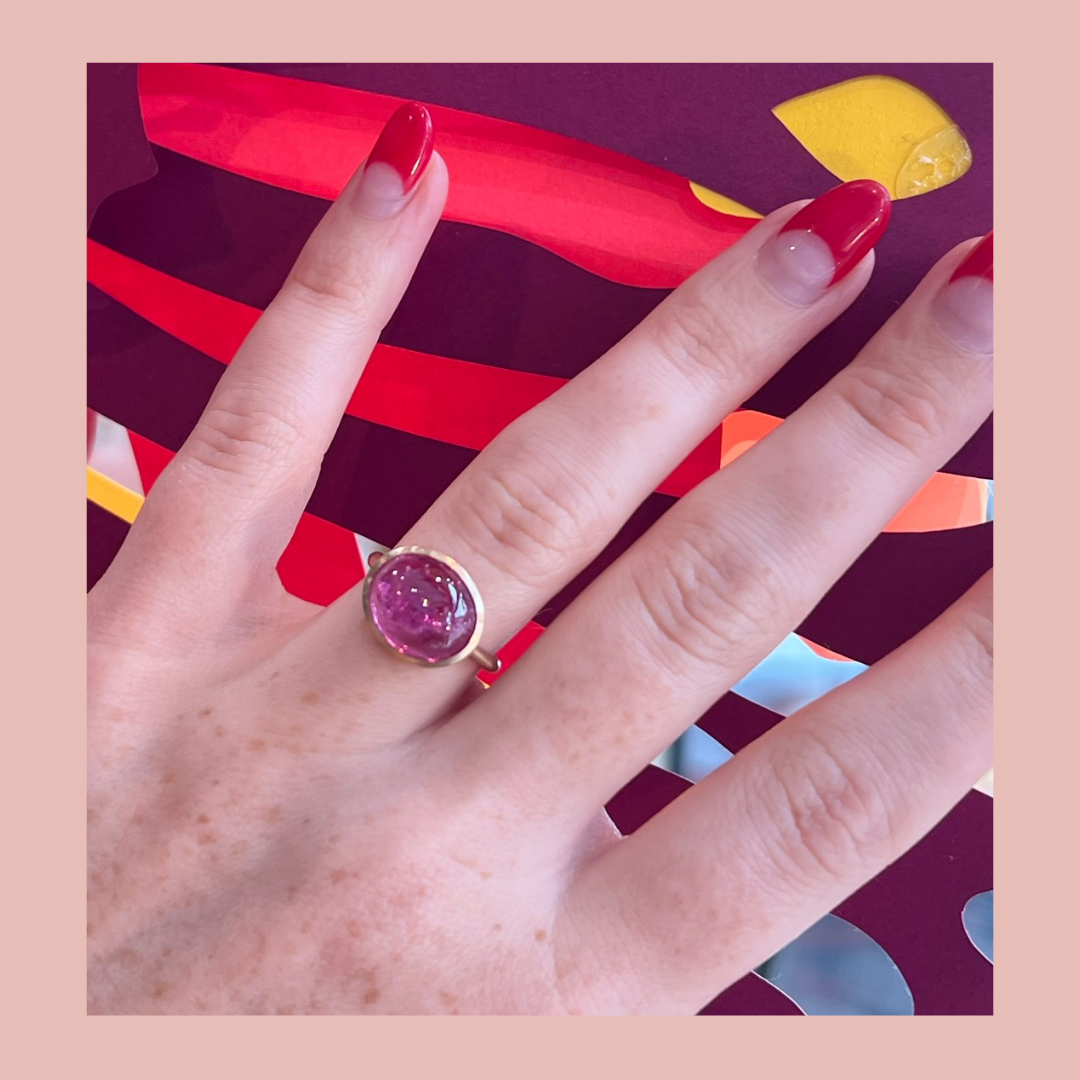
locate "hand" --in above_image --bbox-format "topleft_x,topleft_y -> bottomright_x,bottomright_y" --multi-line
88,103 -> 993,1015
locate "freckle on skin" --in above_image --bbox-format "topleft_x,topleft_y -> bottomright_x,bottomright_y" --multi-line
87,923 -> 94,938
329,834 -> 342,845
480,871 -> 492,881
211,779 -> 221,787
439,991 -> 457,1007
199,706 -> 213,717
196,814 -> 210,824
287,884 -> 299,899
535,929 -> 548,942
214,725 -> 226,738
269,670 -> 280,680
162,772 -> 175,784
264,805 -> 284,822
249,739 -> 267,752
197,832 -> 216,846
153,984 -> 168,998
301,691 -> 320,705
347,920 -> 360,938
330,869 -> 348,885
364,988 -> 380,1005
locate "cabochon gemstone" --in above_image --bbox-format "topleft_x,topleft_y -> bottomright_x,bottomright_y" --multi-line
368,552 -> 477,663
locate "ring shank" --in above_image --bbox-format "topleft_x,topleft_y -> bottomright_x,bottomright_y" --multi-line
472,648 -> 501,674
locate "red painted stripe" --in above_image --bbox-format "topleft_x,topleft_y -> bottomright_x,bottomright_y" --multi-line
87,239 -> 722,498
275,511 -> 366,607
137,63 -> 758,289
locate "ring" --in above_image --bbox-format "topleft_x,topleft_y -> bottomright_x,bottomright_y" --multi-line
361,546 -> 501,673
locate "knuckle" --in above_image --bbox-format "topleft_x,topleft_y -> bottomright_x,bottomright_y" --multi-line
836,359 -> 950,461
284,243 -> 379,324
958,605 -> 994,685
458,442 -> 602,589
633,520 -> 774,673
651,290 -> 748,392
186,394 -> 306,482
762,729 -> 897,886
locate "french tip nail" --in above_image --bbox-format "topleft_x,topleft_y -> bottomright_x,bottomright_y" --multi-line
366,100 -> 434,197
935,232 -> 994,355
757,179 -> 891,306
779,179 -> 891,286
950,231 -> 993,283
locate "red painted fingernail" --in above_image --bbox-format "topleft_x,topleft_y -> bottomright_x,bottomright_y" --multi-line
756,179 -> 891,305
934,232 -> 993,354
366,101 -> 434,196
780,179 -> 891,285
950,231 -> 993,282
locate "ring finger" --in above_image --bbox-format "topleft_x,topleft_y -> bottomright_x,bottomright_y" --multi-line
455,232 -> 993,828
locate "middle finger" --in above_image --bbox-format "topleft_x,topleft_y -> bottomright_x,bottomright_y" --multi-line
304,181 -> 891,724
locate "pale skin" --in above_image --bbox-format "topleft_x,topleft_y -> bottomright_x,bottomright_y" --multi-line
88,149 -> 992,1015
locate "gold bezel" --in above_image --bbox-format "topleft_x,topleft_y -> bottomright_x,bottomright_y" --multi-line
361,546 -> 486,669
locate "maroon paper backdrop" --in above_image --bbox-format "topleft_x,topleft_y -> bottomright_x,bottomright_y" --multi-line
87,63 -> 992,1014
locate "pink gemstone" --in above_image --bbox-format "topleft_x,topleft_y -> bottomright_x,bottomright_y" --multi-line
368,552 -> 477,663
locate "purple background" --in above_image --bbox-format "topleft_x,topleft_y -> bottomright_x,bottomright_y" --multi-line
87,63 -> 992,1014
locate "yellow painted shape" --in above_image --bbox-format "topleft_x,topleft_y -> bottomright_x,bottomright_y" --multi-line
689,181 -> 761,219
87,466 -> 144,524
772,76 -> 972,199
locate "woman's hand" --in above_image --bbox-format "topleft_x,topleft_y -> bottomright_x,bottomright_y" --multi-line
88,103 -> 993,1015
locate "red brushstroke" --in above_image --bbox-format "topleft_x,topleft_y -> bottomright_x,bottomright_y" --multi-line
137,63 -> 758,289
87,239 -> 723,498
276,512 -> 365,607
128,429 -> 174,491
477,619 -> 546,687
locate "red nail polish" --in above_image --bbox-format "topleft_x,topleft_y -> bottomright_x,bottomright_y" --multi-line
950,231 -> 993,282
779,179 -> 891,285
366,101 -> 434,195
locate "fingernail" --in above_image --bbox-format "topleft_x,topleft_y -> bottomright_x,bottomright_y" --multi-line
756,180 -> 891,305
933,233 -> 993,355
354,101 -> 434,219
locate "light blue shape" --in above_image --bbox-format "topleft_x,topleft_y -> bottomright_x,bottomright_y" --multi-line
962,890 -> 993,963
674,724 -> 734,782
731,632 -> 868,716
667,632 -> 868,780
755,912 -> 914,1016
